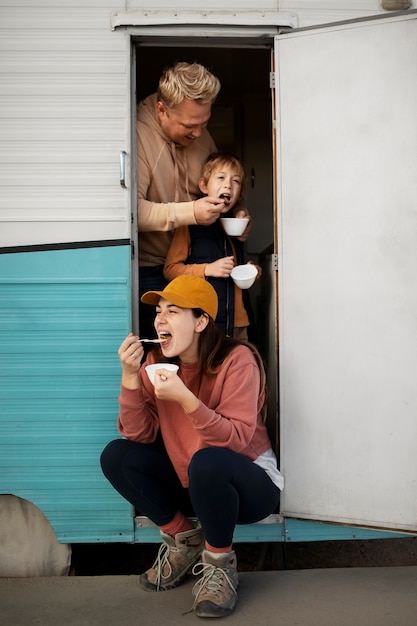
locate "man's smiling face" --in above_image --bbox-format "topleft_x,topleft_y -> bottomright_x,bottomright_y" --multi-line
156,98 -> 212,147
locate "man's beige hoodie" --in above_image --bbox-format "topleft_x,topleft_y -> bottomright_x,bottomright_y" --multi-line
136,93 -> 217,267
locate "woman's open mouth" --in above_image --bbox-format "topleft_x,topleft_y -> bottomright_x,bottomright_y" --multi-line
158,331 -> 171,347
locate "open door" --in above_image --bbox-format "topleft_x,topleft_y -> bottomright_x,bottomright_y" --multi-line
276,11 -> 417,531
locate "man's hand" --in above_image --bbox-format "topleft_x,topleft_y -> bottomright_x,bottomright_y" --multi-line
193,197 -> 225,225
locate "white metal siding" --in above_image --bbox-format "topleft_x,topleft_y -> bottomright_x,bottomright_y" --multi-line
0,1 -> 131,248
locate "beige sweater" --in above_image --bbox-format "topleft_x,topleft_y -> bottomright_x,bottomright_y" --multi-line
136,94 -> 217,266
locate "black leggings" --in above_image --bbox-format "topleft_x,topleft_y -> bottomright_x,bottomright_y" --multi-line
100,438 -> 280,548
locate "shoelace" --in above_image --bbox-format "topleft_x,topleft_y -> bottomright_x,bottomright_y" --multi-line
189,562 -> 237,611
152,541 -> 177,590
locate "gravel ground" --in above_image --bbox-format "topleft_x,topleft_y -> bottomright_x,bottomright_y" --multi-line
70,536 -> 417,576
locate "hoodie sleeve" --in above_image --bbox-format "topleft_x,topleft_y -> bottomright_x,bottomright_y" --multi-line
117,371 -> 160,443
185,347 -> 264,453
137,199 -> 197,232
136,139 -> 197,231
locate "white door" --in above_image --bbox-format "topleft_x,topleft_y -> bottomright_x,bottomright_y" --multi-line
276,11 -> 417,532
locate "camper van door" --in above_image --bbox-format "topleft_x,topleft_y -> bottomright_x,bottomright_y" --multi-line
276,11 -> 417,532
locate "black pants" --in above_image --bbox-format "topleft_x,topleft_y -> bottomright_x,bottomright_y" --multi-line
100,438 -> 280,548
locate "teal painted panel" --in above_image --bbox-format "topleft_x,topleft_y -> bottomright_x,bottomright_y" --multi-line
233,523 -> 285,543
283,518 -> 414,542
0,245 -> 135,543
132,522 -> 286,544
133,518 -> 413,544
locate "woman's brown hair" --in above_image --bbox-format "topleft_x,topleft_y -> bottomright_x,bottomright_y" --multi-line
193,310 -> 268,422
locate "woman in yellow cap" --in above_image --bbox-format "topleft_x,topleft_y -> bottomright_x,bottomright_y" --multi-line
100,275 -> 283,619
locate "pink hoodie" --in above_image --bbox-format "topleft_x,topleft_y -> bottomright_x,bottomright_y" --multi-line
117,344 -> 273,487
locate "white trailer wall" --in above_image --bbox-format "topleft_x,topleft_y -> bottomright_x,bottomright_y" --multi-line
0,0 -> 131,248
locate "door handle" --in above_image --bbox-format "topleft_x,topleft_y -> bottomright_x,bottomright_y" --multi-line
120,150 -> 127,188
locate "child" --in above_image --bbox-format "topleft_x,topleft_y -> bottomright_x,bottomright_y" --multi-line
164,152 -> 259,340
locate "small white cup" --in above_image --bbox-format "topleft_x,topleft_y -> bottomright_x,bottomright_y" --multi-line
230,264 -> 258,289
145,363 -> 179,385
220,217 -> 249,237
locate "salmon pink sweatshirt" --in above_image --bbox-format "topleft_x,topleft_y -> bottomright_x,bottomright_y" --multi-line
117,344 -> 274,488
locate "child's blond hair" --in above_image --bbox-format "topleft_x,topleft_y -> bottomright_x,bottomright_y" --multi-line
201,152 -> 246,188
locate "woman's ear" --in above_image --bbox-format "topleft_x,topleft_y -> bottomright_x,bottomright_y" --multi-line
195,313 -> 209,333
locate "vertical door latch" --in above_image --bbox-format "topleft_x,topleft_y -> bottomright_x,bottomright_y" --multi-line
120,150 -> 127,188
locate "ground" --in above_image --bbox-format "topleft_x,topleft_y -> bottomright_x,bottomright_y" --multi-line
70,536 -> 417,576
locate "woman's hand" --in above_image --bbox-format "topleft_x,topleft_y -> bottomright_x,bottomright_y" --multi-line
153,368 -> 200,413
118,333 -> 144,389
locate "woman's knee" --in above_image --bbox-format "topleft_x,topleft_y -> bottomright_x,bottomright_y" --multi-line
188,448 -> 228,483
100,438 -> 128,477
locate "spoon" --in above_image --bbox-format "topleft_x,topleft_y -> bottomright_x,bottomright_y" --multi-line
136,338 -> 166,344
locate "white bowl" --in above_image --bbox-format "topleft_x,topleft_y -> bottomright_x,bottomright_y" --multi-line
230,264 -> 258,289
145,363 -> 179,385
220,217 -> 249,237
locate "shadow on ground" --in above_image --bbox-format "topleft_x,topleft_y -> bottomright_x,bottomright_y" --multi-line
70,537 -> 417,575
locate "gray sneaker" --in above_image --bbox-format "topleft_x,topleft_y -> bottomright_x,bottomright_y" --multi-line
140,527 -> 204,592
191,550 -> 239,618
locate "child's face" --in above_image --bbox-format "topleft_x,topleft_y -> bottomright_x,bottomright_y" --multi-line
200,164 -> 243,210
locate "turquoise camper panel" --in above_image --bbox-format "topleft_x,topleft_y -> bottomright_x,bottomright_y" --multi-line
0,244 -> 134,542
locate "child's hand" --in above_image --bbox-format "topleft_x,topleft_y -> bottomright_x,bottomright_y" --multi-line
234,210 -> 252,241
204,256 -> 234,278
248,261 -> 262,280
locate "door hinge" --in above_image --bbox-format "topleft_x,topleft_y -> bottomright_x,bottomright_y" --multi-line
270,71 -> 276,89
273,254 -> 279,271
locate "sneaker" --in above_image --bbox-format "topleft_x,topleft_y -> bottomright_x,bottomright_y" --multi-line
140,527 -> 205,592
191,550 -> 239,618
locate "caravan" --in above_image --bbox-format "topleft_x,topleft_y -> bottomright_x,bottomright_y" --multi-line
1,1 -> 416,549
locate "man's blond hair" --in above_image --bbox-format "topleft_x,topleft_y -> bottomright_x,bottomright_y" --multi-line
157,62 -> 221,109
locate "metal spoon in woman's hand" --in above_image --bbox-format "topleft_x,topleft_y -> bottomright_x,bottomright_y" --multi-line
136,338 -> 166,344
